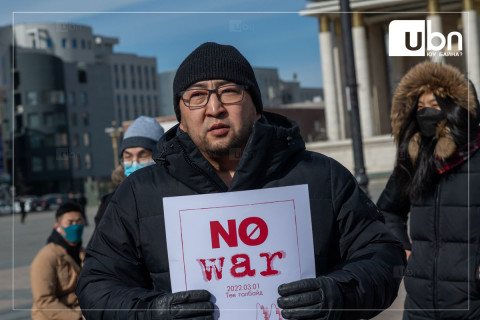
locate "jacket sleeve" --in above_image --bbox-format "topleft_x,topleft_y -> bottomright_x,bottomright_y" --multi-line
323,159 -> 406,319
76,180 -> 160,320
376,173 -> 412,250
30,248 -> 82,320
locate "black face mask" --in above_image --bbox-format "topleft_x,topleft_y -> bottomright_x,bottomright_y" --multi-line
416,107 -> 444,137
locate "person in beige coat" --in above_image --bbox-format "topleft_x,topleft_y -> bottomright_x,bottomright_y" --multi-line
30,202 -> 86,320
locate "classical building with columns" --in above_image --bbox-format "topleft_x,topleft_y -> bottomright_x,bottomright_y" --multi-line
301,0 -> 480,142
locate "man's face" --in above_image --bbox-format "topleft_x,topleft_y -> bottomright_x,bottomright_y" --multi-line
55,211 -> 84,236
179,80 -> 261,158
122,147 -> 153,164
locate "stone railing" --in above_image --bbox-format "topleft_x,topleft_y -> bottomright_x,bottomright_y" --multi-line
306,134 -> 397,176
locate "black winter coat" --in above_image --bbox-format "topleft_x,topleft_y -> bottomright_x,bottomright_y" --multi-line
377,150 -> 480,320
77,113 -> 405,320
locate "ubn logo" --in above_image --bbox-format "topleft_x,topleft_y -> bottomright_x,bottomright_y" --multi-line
389,20 -> 462,56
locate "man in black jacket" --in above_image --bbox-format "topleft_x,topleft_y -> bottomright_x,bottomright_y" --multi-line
77,42 -> 406,320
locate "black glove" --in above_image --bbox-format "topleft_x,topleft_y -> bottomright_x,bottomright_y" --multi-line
150,290 -> 214,320
277,277 -> 341,320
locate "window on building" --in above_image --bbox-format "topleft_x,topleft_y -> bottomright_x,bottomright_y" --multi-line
146,80 -> 149,90
131,79 -> 136,89
152,78 -> 156,90
147,106 -> 152,117
71,112 -> 77,126
46,39 -> 53,48
140,106 -> 145,115
67,92 -> 76,105
32,157 -> 43,172
85,153 -> 92,169
116,95 -> 121,107
78,69 -> 87,83
72,133 -> 78,147
46,156 -> 55,171
83,132 -> 90,146
134,105 -> 138,118
29,134 -> 42,149
153,96 -> 158,107
50,91 -> 66,104
137,65 -> 141,75
14,93 -> 22,108
144,66 -> 148,76
81,39 -> 86,49
62,38 -> 67,48
151,66 -> 155,76
121,64 -> 126,75
114,64 -> 118,75
115,79 -> 119,89
132,95 -> 137,107
80,92 -> 87,106
124,95 -> 129,107
73,154 -> 80,169
124,106 -> 129,119
55,133 -> 68,146
147,95 -> 151,107
57,156 -> 69,170
28,113 -> 40,127
118,107 -> 122,122
139,95 -> 144,107
130,65 -> 135,76
44,112 -> 66,126
82,112 -> 89,125
139,79 -> 143,89
72,38 -> 77,48
122,80 -> 127,89
27,91 -> 37,106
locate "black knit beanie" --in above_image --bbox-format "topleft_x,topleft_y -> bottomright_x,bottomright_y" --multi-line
173,42 -> 263,122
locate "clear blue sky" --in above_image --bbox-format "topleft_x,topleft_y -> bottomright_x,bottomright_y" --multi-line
2,0 -> 324,87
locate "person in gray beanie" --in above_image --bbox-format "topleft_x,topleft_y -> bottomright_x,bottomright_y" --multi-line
91,116 -> 164,232
78,42 -> 404,320
120,116 -> 164,177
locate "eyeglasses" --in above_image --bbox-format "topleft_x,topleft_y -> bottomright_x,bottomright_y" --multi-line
179,84 -> 248,108
120,154 -> 154,168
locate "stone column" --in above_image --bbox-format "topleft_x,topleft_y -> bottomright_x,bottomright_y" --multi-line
427,0 -> 445,63
352,12 -> 374,137
333,19 -> 348,139
463,0 -> 480,90
318,16 -> 340,141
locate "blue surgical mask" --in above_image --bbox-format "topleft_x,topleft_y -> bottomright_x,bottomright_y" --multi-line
124,161 -> 155,177
61,224 -> 84,243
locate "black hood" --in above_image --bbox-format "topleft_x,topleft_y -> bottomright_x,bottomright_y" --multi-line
153,112 -> 305,192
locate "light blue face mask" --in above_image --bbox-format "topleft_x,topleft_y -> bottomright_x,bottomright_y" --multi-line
61,224 -> 84,243
124,161 -> 155,177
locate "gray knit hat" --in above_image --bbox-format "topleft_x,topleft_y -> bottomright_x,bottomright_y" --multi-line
120,116 -> 164,156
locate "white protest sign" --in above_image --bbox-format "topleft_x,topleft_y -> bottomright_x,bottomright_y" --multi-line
163,184 -> 315,320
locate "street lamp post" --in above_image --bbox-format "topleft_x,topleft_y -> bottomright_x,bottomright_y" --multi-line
105,121 -> 123,168
340,0 -> 369,194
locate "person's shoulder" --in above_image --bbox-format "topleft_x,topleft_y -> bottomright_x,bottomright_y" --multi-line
32,243 -> 62,266
302,150 -> 352,176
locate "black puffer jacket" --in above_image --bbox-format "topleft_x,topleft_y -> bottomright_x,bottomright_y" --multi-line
77,112 -> 405,320
378,150 -> 480,319
377,62 -> 480,319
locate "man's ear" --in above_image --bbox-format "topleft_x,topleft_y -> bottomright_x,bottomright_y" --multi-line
179,122 -> 185,131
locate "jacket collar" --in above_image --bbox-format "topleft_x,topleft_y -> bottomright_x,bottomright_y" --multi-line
153,112 -> 305,193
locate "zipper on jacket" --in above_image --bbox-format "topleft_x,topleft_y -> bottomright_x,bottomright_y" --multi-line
177,141 -> 226,192
433,184 -> 440,312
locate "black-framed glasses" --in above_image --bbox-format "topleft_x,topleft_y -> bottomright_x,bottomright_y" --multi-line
179,84 -> 248,108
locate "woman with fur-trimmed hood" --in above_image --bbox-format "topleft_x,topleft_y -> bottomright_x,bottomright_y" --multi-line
377,61 -> 480,319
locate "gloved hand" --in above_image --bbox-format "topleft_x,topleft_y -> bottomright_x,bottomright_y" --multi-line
277,277 -> 340,320
150,290 -> 214,320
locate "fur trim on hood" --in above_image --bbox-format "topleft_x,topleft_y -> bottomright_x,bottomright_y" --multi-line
391,61 -> 478,160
